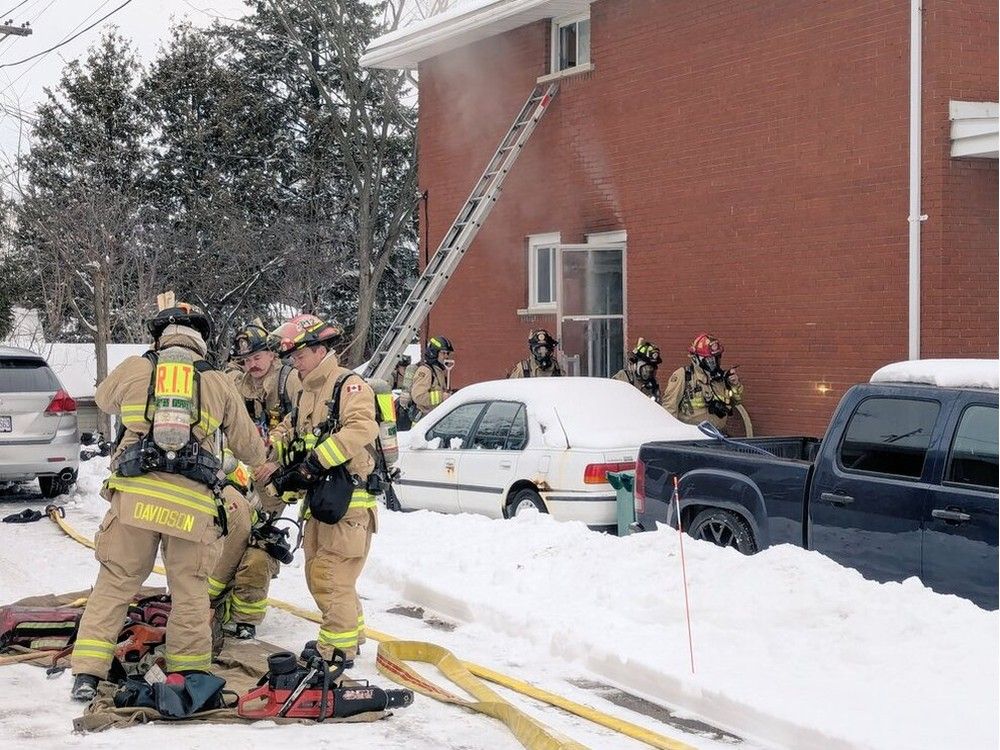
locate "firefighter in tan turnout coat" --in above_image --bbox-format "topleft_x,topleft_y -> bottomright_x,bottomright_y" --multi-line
207,322 -> 302,638
508,329 -> 563,379
70,302 -> 267,701
256,314 -> 379,667
408,336 -> 454,421
662,333 -> 745,432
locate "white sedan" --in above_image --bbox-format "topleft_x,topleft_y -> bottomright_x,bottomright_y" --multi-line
393,378 -> 703,529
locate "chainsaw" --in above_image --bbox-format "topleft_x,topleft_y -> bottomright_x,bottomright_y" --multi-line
238,650 -> 413,721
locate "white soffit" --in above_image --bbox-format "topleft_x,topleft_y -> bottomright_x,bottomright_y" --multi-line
950,100 -> 998,159
361,0 -> 592,70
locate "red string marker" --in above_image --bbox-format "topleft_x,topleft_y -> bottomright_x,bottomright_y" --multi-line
673,475 -> 695,674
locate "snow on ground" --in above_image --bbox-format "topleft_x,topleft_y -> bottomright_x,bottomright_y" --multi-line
1,459 -> 997,750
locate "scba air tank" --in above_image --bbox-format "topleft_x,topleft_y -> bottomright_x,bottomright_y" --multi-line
368,378 -> 398,466
152,346 -> 198,453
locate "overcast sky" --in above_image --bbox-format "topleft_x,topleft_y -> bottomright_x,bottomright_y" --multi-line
0,0 -> 251,166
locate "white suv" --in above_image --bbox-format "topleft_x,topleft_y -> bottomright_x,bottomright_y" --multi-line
0,346 -> 80,497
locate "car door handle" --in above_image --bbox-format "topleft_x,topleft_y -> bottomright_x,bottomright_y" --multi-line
932,508 -> 971,523
444,459 -> 455,469
820,492 -> 854,506
499,460 -> 512,469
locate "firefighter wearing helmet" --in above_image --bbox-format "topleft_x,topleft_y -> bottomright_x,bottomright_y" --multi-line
254,314 -> 378,669
206,320 -> 303,640
408,336 -> 454,421
508,329 -> 563,378
71,298 -> 268,702
612,338 -> 663,401
662,333 -> 744,431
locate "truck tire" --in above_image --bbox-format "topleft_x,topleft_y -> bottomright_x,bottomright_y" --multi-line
687,508 -> 757,554
38,476 -> 70,499
505,488 -> 547,518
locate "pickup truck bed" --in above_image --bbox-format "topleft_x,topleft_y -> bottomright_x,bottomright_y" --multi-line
637,437 -> 820,548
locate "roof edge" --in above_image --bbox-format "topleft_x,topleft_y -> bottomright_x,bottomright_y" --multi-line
362,0 -> 589,70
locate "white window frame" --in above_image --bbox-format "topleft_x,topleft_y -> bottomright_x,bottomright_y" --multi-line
523,232 -> 560,314
550,12 -> 591,74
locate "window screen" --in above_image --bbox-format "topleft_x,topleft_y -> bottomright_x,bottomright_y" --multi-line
426,402 -> 486,450
839,397 -> 940,478
946,405 -> 999,489
0,358 -> 60,393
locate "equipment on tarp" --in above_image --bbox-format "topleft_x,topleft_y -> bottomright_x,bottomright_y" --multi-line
237,649 -> 413,721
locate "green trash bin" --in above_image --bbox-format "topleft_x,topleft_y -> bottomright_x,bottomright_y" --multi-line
607,470 -> 636,537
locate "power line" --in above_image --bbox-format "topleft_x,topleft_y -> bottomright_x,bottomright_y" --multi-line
0,0 -> 29,19
0,0 -> 114,98
0,0 -> 134,69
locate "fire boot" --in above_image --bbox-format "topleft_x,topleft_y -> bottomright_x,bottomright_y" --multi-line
301,640 -> 352,670
71,673 -> 99,702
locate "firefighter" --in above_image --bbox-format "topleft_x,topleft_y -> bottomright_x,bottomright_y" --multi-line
229,321 -> 301,437
205,450 -> 272,639
207,457 -> 255,630
392,354 -> 415,432
408,336 -> 454,421
71,302 -> 267,702
612,338 -> 663,401
508,329 -> 563,378
211,322 -> 302,639
255,314 -> 379,669
662,333 -> 744,432
390,354 -> 412,391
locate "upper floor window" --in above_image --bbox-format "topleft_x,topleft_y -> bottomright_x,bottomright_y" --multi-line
527,232 -> 559,312
552,13 -> 590,73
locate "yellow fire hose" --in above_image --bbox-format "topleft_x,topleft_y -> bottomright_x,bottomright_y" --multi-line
45,508 -> 695,750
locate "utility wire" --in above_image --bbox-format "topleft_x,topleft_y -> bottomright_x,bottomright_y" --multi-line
0,1 -> 28,18
0,0 -> 135,68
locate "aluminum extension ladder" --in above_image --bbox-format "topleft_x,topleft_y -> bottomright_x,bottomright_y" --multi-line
364,82 -> 559,382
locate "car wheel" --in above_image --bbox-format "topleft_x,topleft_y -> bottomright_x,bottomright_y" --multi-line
505,488 -> 547,519
38,476 -> 70,499
687,508 -> 757,554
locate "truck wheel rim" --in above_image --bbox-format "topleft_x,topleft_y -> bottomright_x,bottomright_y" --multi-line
698,520 -> 736,548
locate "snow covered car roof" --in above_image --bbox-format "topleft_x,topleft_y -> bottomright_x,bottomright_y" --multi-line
870,359 -> 999,390
420,377 -> 704,449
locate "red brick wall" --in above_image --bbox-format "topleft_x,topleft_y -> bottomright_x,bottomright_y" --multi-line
416,0 -> 998,436
921,0 -> 999,357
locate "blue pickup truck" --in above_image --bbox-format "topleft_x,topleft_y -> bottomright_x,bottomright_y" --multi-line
633,361 -> 998,609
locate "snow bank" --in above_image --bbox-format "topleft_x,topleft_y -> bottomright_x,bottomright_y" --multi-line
368,511 -> 999,750
871,359 -> 999,390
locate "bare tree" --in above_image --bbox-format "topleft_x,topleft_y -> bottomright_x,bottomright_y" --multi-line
266,0 -> 419,366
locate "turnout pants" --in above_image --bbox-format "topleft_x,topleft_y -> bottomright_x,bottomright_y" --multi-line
303,508 -> 373,661
71,497 -> 222,678
208,492 -> 279,626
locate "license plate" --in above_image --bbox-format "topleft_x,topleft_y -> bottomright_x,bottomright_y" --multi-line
0,416 -> 10,433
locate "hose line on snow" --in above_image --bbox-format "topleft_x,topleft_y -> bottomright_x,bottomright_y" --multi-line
46,508 -> 696,750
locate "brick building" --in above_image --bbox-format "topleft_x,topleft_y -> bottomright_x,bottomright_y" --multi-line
363,0 -> 998,436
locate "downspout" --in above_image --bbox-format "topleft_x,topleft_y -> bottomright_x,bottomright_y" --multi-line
908,0 -> 926,360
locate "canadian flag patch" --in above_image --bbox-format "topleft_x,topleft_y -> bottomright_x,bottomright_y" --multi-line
346,383 -> 364,393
